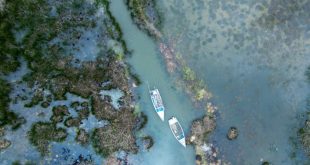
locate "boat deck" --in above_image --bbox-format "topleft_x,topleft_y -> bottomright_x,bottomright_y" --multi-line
171,122 -> 185,140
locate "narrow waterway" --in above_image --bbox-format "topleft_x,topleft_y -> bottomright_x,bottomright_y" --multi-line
110,0 -> 203,164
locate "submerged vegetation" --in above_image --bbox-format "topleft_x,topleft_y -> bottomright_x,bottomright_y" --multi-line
126,0 -> 162,38
0,79 -> 24,129
299,66 -> 310,157
28,122 -> 67,155
0,0 -> 142,159
91,110 -> 138,157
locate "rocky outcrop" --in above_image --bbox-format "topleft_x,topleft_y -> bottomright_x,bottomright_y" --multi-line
227,127 -> 238,140
189,116 -> 216,146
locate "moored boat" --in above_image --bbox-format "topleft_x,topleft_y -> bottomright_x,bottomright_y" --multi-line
168,117 -> 186,147
149,88 -> 165,121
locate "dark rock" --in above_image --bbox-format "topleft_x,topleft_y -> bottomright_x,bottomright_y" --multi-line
227,127 -> 238,140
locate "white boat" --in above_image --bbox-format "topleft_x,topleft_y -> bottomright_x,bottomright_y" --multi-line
149,88 -> 165,121
168,117 -> 186,147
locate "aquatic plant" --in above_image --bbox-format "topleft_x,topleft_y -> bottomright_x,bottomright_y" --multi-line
131,72 -> 142,86
262,161 -> 271,165
0,12 -> 21,75
75,128 -> 89,145
135,112 -> 148,130
24,89 -> 44,108
64,117 -> 80,127
50,105 -> 69,123
182,66 -> 196,81
126,0 -> 162,38
0,0 -> 142,159
142,135 -> 154,150
11,161 -> 21,165
28,122 -> 67,155
91,110 -> 138,157
0,79 -> 23,129
299,66 -> 310,156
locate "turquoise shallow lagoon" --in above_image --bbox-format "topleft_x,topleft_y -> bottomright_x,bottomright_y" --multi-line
1,0 -> 309,164
156,0 -> 310,164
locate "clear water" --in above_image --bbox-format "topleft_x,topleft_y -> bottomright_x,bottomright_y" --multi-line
110,0 -> 204,164
156,0 -> 310,164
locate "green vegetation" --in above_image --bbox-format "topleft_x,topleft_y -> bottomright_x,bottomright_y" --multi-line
24,90 -> 44,108
178,58 -> 211,103
96,0 -> 128,53
0,10 -> 21,75
11,160 -> 21,165
0,79 -> 24,129
183,66 -> 196,81
91,110 -> 137,157
306,66 -> 310,83
64,117 -> 80,127
40,101 -> 50,108
262,161 -> 271,165
0,0 -> 141,158
78,107 -> 90,120
50,105 -> 69,123
75,128 -> 89,145
136,112 -> 148,130
131,72 -> 142,86
299,66 -> 310,156
126,0 -> 162,38
142,135 -> 154,150
28,122 -> 67,155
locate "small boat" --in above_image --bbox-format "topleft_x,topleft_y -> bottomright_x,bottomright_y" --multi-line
149,88 -> 165,121
168,117 -> 186,147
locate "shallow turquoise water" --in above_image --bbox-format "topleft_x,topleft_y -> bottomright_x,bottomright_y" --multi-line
110,0 -> 204,164
1,0 -> 309,164
157,0 -> 310,164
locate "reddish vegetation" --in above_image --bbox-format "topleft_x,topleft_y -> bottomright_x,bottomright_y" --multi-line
159,42 -> 177,73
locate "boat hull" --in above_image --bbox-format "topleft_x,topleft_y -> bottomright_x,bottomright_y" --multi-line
169,117 -> 186,147
150,89 -> 165,121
